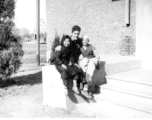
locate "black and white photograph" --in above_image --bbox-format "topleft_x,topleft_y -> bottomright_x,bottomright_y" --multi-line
0,0 -> 152,118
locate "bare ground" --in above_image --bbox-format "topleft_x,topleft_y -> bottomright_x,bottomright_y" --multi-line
0,42 -> 100,118
0,69 -> 99,118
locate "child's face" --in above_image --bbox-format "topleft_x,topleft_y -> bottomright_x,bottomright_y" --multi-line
83,38 -> 89,46
63,38 -> 70,47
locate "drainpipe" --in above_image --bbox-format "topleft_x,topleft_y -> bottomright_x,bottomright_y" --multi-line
125,0 -> 130,26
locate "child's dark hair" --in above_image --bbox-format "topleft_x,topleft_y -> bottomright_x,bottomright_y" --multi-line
61,34 -> 71,46
72,25 -> 81,33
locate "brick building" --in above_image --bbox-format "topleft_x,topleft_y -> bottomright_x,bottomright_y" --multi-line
46,0 -> 152,68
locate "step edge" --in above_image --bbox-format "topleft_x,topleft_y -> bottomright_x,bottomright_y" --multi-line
105,77 -> 152,86
100,85 -> 152,99
95,97 -> 152,115
95,89 -> 152,114
76,100 -> 152,118
105,59 -> 141,64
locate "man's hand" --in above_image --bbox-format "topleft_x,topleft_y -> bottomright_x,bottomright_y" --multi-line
55,45 -> 61,51
69,61 -> 73,66
74,63 -> 81,69
96,54 -> 100,61
61,64 -> 67,69
79,54 -> 83,60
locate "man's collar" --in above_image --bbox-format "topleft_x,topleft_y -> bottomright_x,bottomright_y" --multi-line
71,36 -> 80,41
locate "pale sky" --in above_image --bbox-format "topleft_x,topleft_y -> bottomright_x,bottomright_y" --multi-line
14,0 -> 46,33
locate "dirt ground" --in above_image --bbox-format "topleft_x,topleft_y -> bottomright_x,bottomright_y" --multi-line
0,42 -> 99,118
0,69 -> 99,118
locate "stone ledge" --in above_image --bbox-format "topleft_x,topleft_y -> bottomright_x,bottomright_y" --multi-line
42,65 -> 67,109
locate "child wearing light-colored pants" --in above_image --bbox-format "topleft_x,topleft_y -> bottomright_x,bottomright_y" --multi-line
79,55 -> 99,83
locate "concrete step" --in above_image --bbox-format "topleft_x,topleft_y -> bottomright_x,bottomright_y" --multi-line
76,68 -> 152,118
101,78 -> 152,99
24,55 -> 141,75
106,68 -> 152,85
99,55 -> 141,75
94,88 -> 152,114
92,56 -> 141,85
76,99 -> 152,118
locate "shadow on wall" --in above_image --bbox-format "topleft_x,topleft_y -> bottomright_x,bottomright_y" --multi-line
89,61 -> 107,94
0,71 -> 42,88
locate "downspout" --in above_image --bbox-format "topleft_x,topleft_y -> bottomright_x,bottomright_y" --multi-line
125,0 -> 130,26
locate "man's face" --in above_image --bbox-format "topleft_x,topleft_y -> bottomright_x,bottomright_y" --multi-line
72,31 -> 80,41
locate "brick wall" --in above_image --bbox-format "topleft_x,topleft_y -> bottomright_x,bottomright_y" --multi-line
46,0 -> 136,56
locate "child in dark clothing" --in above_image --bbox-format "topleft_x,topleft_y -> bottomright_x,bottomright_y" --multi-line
53,35 -> 82,95
55,26 -> 85,93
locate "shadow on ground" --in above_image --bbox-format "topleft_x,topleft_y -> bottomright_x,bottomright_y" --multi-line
66,79 -> 97,111
0,71 -> 42,88
65,61 -> 107,111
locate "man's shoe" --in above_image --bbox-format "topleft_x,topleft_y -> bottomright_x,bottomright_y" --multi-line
73,86 -> 81,95
80,83 -> 83,90
83,84 -> 89,91
83,91 -> 92,98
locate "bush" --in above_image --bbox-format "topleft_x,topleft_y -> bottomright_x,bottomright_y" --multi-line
0,0 -> 24,81
0,35 -> 24,80
49,31 -> 60,61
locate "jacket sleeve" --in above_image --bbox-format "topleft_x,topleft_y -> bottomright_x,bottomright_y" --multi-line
54,50 -> 62,65
70,52 -> 74,64
55,45 -> 62,51
91,45 -> 96,57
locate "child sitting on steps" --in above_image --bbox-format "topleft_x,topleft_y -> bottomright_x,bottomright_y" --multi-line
79,35 -> 100,96
51,35 -> 82,95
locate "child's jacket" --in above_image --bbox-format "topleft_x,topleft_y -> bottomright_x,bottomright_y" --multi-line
80,44 -> 95,59
53,46 -> 72,66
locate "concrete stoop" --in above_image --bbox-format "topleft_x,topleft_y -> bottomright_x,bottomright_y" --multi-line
90,55 -> 141,86
76,99 -> 152,118
76,69 -> 152,118
42,55 -> 146,118
99,55 -> 141,75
